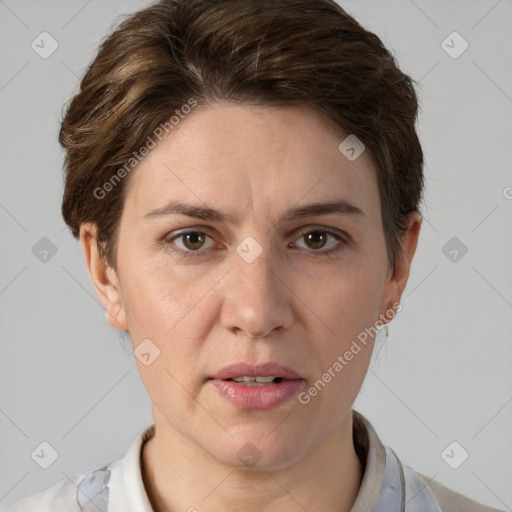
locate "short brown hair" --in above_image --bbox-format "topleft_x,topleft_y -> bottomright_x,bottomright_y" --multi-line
60,0 -> 424,272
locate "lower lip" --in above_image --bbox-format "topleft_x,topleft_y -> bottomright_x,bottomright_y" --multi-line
209,379 -> 305,410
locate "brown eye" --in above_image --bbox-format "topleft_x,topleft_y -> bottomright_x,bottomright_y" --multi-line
303,231 -> 328,250
181,232 -> 206,250
293,229 -> 344,254
167,231 -> 216,255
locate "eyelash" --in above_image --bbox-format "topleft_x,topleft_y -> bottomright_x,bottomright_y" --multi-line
162,228 -> 348,259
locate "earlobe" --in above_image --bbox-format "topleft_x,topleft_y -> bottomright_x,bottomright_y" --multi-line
79,223 -> 128,331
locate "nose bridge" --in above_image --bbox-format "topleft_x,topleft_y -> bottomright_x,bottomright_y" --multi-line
220,238 -> 293,337
238,242 -> 276,294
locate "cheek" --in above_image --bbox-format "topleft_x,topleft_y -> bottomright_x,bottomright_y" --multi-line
312,259 -> 385,335
304,258 -> 385,396
303,277 -> 378,416
119,261 -> 208,416
120,255 -> 197,333
119,257 -> 215,374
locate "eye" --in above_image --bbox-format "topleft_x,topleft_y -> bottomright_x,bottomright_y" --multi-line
164,230 -> 216,257
163,227 -> 348,259
293,229 -> 345,254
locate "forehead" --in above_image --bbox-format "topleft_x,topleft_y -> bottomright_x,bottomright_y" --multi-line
123,103 -> 380,224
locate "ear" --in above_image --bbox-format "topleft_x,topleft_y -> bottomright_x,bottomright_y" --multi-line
79,222 -> 128,331
379,211 -> 422,321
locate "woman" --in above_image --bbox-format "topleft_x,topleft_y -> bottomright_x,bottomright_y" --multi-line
7,0 -> 504,511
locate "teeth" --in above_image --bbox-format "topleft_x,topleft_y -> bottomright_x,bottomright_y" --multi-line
255,376 -> 277,382
232,376 -> 277,383
238,381 -> 275,386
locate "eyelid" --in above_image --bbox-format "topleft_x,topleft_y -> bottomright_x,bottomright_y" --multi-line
292,225 -> 348,241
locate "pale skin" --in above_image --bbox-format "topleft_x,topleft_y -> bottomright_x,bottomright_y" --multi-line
80,103 -> 421,512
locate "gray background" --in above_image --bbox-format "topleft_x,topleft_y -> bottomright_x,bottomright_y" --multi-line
1,0 -> 511,510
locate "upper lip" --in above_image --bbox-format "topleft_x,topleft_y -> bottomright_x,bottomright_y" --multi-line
210,362 -> 303,380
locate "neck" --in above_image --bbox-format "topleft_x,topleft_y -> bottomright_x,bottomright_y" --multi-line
141,410 -> 364,512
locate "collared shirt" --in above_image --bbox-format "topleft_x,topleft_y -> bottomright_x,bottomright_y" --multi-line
6,410 -> 504,512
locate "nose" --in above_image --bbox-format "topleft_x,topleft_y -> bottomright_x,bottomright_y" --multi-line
219,242 -> 294,339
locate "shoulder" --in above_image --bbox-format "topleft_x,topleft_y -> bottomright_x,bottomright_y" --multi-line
5,472 -> 85,512
353,411 -> 504,512
418,473 -> 505,512
5,424 -> 154,512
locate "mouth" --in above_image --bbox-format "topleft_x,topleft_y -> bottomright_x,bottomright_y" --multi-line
209,361 -> 303,381
208,362 -> 305,409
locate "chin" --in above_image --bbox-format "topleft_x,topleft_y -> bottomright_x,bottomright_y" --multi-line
209,431 -> 309,471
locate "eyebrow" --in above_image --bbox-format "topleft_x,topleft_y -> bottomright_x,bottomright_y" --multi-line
142,199 -> 366,223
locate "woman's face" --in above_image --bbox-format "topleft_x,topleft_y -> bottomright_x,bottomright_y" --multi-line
84,103 -> 419,469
